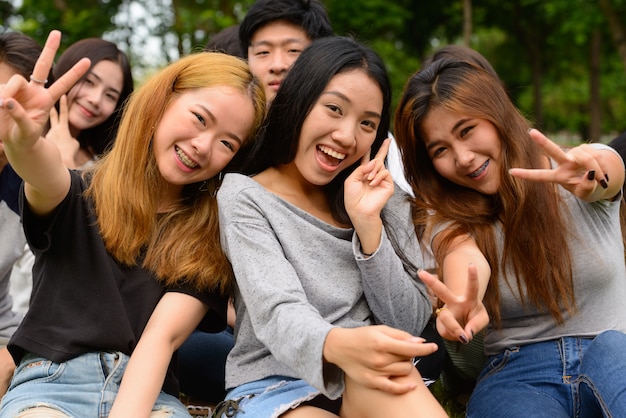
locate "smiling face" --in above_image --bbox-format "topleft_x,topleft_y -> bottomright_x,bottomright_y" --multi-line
290,69 -> 383,186
152,86 -> 255,197
247,20 -> 311,103
421,106 -> 503,195
66,60 -> 124,135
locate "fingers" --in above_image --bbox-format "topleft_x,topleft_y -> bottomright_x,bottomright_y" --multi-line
373,137 -> 391,162
48,57 -> 90,102
360,137 -> 390,165
29,30 -> 61,88
418,269 -> 456,303
528,128 -> 570,166
32,30 -> 90,101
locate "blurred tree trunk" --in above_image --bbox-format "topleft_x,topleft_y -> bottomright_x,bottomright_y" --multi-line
463,0 -> 472,47
598,0 -> 626,71
589,30 -> 601,142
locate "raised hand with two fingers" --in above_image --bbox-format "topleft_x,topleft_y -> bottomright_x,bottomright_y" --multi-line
0,30 -> 89,149
509,129 -> 624,202
418,263 -> 489,345
0,30 -> 90,215
344,138 -> 394,255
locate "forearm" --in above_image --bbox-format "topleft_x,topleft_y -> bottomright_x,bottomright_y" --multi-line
358,231 -> 432,333
5,136 -> 70,215
109,337 -> 172,418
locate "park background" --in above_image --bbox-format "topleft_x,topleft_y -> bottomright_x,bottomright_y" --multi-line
2,0 -> 626,144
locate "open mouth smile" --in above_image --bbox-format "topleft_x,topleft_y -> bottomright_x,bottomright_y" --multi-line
175,145 -> 199,169
468,159 -> 489,178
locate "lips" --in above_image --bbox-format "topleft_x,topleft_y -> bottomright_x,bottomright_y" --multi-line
468,159 -> 489,178
175,145 -> 199,169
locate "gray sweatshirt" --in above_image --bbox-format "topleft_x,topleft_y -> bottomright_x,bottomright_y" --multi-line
218,173 -> 432,399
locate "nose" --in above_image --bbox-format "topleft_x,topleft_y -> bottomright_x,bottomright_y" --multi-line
331,120 -> 356,148
269,52 -> 290,74
454,144 -> 475,168
190,134 -> 214,158
85,87 -> 105,109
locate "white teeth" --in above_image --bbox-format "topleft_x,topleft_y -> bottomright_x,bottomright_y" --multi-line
319,145 -> 346,160
175,146 -> 198,169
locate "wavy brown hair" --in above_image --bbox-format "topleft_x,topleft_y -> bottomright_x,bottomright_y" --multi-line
394,59 -> 575,326
84,52 -> 265,294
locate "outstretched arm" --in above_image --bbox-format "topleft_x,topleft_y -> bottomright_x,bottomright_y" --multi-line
510,129 -> 624,202
0,30 -> 89,216
418,233 -> 490,344
109,292 -> 208,418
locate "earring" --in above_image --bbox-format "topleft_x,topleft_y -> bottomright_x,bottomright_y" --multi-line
199,180 -> 208,192
210,172 -> 224,197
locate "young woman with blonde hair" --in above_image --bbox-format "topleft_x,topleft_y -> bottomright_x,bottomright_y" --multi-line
0,30 -> 265,417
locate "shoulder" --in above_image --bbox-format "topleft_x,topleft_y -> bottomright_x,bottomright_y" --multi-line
218,173 -> 263,206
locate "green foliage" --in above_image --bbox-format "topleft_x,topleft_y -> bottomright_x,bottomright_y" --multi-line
10,0 -> 122,50
2,0 -> 626,139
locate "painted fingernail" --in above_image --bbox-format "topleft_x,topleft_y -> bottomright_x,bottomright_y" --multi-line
5,100 -> 14,110
587,170 -> 595,181
605,173 -> 609,182
459,333 -> 469,344
600,179 -> 608,189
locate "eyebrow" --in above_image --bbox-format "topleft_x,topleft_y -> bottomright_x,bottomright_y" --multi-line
321,90 -> 382,119
199,105 -> 243,144
425,117 -> 472,152
250,38 -> 308,48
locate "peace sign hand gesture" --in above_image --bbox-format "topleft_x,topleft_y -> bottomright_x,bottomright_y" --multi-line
509,129 -> 623,202
0,30 -> 90,151
418,264 -> 489,344
344,138 -> 395,255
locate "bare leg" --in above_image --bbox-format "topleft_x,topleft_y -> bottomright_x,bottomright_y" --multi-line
282,405 -> 339,418
341,367 -> 447,418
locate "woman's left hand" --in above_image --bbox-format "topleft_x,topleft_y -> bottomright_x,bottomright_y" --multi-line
509,129 -> 623,201
344,138 -> 394,254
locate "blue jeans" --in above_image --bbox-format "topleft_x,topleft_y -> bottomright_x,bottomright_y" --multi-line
467,331 -> 626,418
178,327 -> 234,403
0,351 -> 190,417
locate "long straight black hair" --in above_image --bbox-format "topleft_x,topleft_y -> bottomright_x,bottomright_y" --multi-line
243,35 -> 392,225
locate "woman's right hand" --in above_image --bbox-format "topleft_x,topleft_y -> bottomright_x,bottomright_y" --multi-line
0,30 -> 89,151
418,264 -> 489,344
46,95 -> 80,168
323,325 -> 438,394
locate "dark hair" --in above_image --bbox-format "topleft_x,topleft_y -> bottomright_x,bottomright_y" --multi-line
424,45 -> 499,80
243,36 -> 391,225
205,25 -> 244,58
0,31 -> 54,86
239,0 -> 333,58
53,38 -> 134,156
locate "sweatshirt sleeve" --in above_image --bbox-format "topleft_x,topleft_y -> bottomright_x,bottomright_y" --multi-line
353,189 -> 433,335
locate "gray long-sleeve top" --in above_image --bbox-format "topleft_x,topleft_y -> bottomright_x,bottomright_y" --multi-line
218,173 -> 432,399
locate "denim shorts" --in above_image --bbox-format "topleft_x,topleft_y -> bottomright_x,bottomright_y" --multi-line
0,351 -> 191,417
215,376 -> 325,418
467,331 -> 626,418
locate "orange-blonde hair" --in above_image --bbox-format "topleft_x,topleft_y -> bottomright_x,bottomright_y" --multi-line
85,52 -> 265,294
